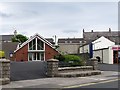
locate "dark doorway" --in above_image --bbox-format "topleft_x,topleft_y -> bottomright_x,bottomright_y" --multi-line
113,51 -> 119,64
96,56 -> 100,62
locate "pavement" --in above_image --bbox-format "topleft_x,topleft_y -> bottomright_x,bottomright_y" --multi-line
1,70 -> 119,89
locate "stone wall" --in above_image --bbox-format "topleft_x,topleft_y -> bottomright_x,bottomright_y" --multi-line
86,58 -> 98,70
47,59 -> 59,77
0,59 -> 10,85
46,59 -> 99,77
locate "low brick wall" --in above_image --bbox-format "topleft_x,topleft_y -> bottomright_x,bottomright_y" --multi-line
58,66 -> 93,73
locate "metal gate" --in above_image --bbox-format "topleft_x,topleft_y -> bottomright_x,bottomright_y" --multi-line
10,61 -> 47,81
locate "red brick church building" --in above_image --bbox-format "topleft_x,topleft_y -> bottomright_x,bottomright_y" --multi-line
13,33 -> 59,61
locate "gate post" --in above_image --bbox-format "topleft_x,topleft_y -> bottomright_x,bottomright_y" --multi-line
47,59 -> 59,77
0,59 -> 10,85
87,58 -> 98,70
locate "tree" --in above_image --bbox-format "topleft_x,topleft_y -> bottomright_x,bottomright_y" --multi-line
12,34 -> 28,43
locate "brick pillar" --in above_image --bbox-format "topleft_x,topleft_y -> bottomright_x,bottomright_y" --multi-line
88,58 -> 98,70
47,59 -> 59,77
0,59 -> 10,85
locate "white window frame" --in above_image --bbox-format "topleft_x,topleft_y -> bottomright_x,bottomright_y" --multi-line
28,37 -> 45,61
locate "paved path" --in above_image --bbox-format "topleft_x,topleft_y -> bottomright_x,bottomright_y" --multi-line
1,71 -> 119,89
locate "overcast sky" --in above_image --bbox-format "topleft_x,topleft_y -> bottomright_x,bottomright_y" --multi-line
0,1 -> 118,38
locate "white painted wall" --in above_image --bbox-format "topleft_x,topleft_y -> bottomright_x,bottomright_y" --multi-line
93,49 -> 111,64
92,36 -> 115,50
93,50 -> 102,62
103,49 -> 110,64
109,46 -> 114,64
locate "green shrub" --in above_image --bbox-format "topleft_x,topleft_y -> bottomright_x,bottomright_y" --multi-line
54,54 -> 84,66
64,55 -> 82,66
54,54 -> 65,61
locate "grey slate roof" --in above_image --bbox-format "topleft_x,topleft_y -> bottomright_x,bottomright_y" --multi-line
83,31 -> 119,44
46,38 -> 55,44
58,38 -> 84,43
0,42 -> 19,59
0,35 -> 14,42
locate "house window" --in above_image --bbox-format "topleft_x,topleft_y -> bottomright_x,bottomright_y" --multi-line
41,53 -> 44,60
29,53 -> 32,61
29,39 -> 36,50
29,38 -> 44,50
79,41 -> 82,43
28,38 -> 45,61
37,39 -> 44,50
70,41 -> 72,43
65,41 -> 68,43
28,52 -> 44,61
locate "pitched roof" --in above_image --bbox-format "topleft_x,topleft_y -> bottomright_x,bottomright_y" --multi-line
92,36 -> 115,50
0,42 -> 19,58
46,38 -> 55,44
58,38 -> 84,43
83,31 -> 119,44
14,33 -> 57,52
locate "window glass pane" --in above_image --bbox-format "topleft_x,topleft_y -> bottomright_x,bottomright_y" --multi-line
37,39 -> 44,50
37,39 -> 40,50
41,53 -> 44,61
33,39 -> 36,50
33,53 -> 36,60
41,41 -> 44,50
29,41 -> 32,50
37,53 -> 40,60
29,53 -> 32,61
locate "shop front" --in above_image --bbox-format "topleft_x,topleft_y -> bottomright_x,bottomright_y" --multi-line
112,46 -> 120,64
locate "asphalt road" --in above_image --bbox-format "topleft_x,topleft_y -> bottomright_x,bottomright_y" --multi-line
2,79 -> 119,90
63,79 -> 119,90
98,64 -> 119,72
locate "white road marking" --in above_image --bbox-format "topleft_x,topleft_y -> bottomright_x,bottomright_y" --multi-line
64,78 -> 119,88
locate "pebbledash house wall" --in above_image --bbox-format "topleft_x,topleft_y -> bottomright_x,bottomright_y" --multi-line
14,43 -> 59,61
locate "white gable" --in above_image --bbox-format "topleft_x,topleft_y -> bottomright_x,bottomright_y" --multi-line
92,36 -> 115,50
14,33 -> 54,52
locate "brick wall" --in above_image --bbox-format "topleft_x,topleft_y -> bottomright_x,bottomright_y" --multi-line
45,44 -> 59,60
14,44 -> 28,61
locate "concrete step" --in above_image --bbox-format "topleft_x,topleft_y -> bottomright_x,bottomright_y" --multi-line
58,66 -> 94,73
57,70 -> 101,78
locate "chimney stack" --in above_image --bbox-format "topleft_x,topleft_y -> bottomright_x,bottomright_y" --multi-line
14,30 -> 17,37
109,28 -> 111,32
83,29 -> 85,32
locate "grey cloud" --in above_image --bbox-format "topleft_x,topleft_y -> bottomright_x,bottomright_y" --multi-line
0,12 -> 12,18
